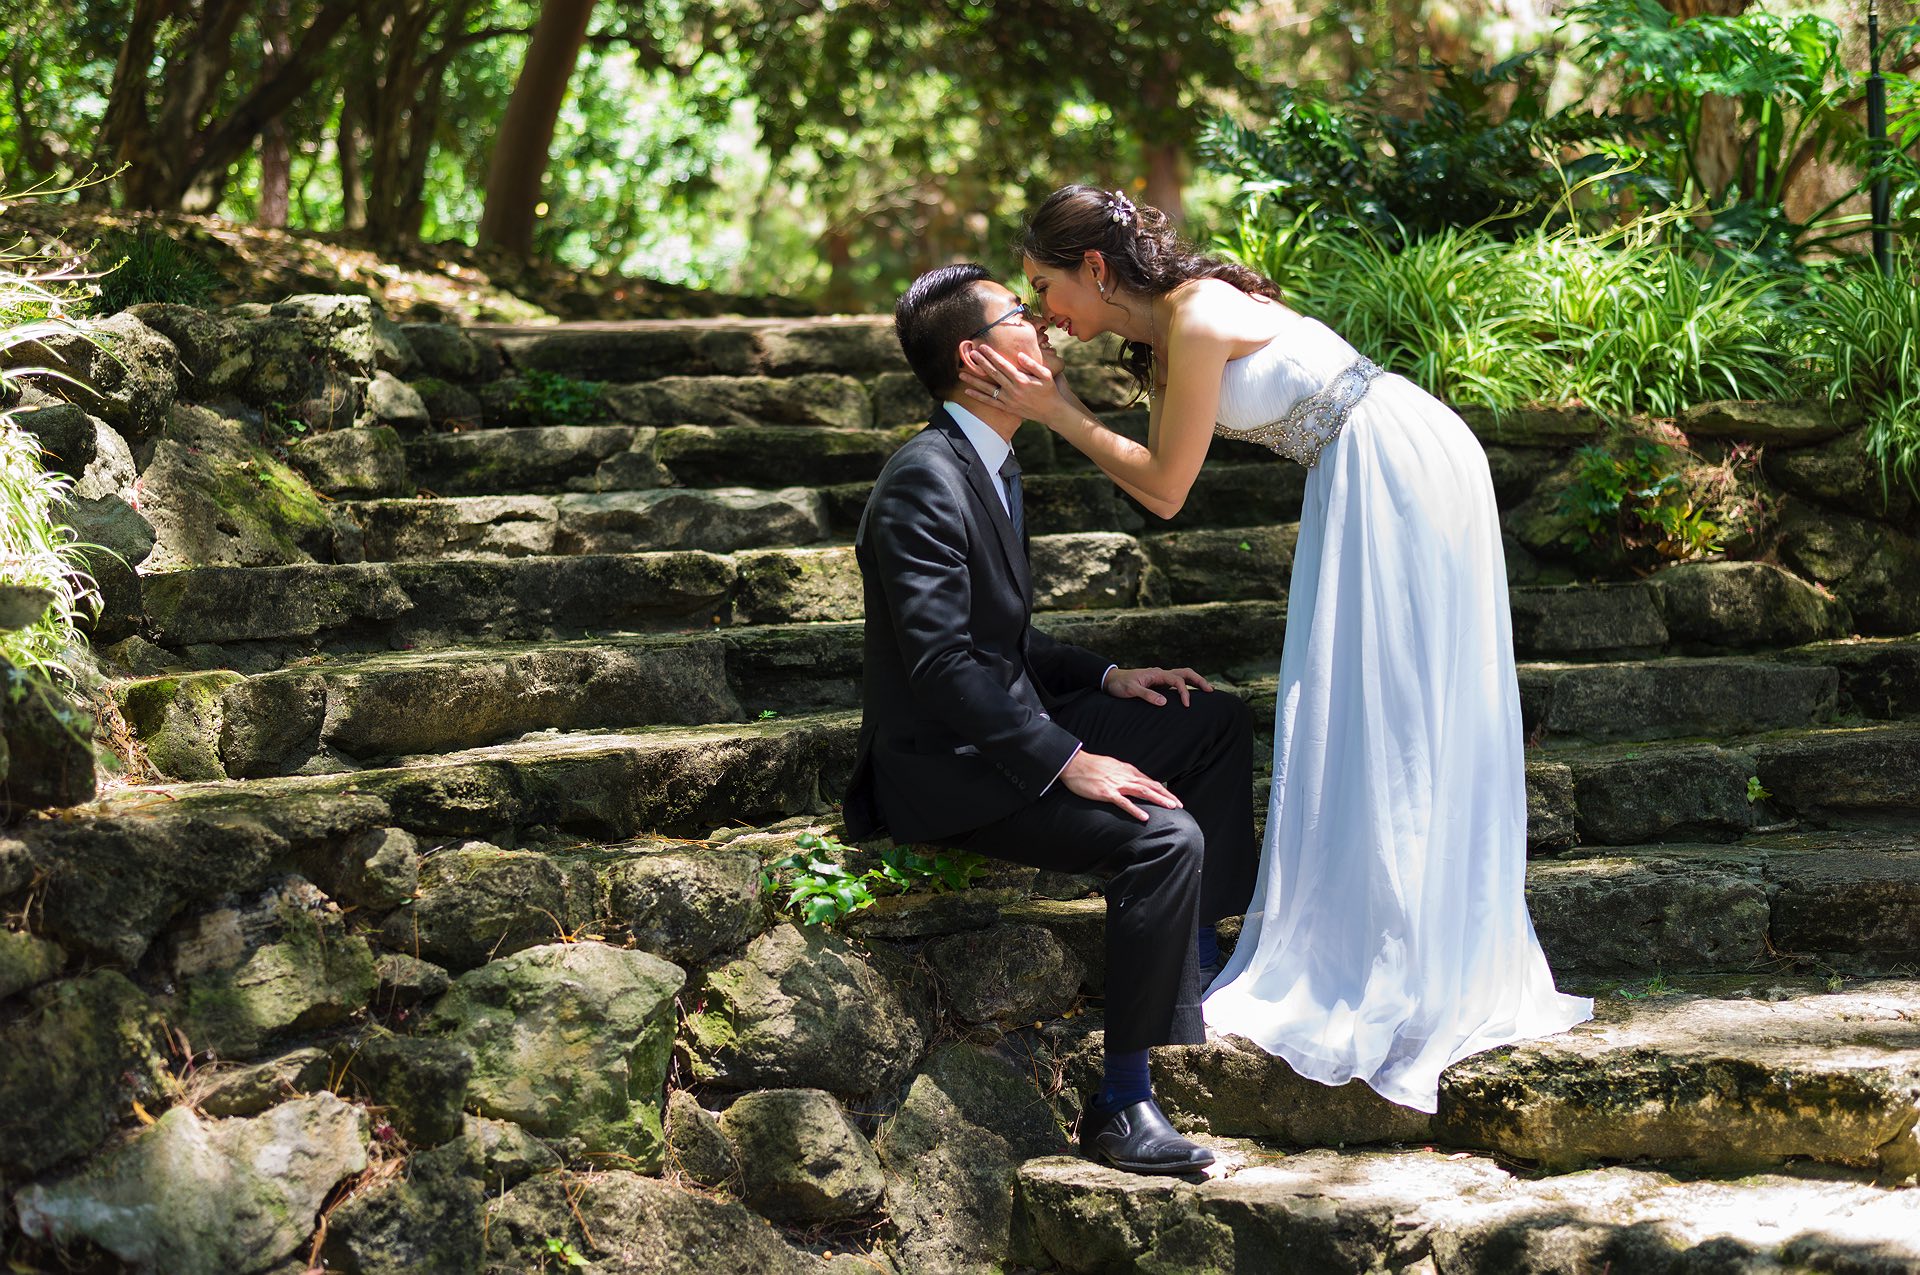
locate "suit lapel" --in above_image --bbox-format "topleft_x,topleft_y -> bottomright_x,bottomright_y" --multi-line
931,409 -> 1031,605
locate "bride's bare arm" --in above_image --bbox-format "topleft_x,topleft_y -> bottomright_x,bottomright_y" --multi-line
963,317 -> 1232,519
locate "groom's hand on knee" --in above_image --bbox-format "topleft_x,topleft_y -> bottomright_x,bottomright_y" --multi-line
1061,750 -> 1182,822
1104,666 -> 1215,707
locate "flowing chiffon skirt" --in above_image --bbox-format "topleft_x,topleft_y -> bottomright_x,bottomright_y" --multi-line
1201,372 -> 1592,1113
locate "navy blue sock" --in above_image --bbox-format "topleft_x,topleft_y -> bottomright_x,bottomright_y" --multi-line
1095,1048 -> 1152,1113
1197,925 -> 1220,970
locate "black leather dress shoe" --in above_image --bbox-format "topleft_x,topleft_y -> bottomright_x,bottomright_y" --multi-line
1080,1099 -> 1215,1175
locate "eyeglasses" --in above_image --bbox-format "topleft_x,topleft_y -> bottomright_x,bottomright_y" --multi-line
968,301 -> 1039,342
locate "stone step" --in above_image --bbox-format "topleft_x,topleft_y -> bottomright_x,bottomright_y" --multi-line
1012,1142 -> 1920,1274
1007,826 -> 1920,984
118,602 -> 1286,779
1139,976 -> 1920,1179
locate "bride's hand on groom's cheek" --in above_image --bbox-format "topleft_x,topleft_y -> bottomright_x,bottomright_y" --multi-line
960,346 -> 1062,420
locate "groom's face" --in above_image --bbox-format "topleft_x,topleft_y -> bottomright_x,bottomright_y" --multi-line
960,281 -> 1060,379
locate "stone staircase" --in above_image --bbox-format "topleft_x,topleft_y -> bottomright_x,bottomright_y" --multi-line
5,310 -> 1919,1273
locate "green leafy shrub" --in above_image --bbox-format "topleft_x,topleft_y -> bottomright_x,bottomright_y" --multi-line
761,831 -> 989,926
512,368 -> 608,426
89,228 -> 223,314
1556,439 -> 1727,570
1799,254 -> 1920,499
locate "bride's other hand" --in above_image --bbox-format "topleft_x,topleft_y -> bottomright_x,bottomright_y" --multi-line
960,346 -> 1065,423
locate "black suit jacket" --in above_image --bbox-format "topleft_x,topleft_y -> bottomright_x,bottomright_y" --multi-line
843,408 -> 1112,843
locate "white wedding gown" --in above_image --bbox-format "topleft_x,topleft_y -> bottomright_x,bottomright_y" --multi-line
1199,311 -> 1592,1113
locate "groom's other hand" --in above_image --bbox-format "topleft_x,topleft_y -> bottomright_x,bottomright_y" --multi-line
1102,666 -> 1216,708
1060,749 -> 1182,822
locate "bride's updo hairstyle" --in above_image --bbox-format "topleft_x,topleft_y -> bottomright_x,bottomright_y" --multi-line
1022,184 -> 1281,400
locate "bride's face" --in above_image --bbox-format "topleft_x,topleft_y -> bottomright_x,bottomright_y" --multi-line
1021,254 -> 1105,342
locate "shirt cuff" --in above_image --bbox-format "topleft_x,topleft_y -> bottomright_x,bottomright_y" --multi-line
1099,664 -> 1118,691
1040,742 -> 1082,798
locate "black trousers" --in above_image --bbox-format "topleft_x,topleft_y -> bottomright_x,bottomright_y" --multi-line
942,686 -> 1258,1052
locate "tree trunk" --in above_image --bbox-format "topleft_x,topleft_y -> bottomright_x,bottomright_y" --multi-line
364,0 -> 466,248
1137,54 -> 1186,224
1664,0 -> 1754,203
476,0 -> 597,256
257,0 -> 293,226
96,0 -> 164,205
338,92 -> 367,231
1141,141 -> 1184,225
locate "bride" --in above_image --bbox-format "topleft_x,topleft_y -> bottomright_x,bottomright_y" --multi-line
960,184 -> 1591,1113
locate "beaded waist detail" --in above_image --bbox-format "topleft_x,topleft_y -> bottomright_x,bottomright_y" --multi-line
1214,355 -> 1384,467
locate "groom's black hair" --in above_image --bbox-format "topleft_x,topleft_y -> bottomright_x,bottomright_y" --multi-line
895,263 -> 993,399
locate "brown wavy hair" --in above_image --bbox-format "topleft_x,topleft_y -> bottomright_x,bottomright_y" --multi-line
1021,184 -> 1282,401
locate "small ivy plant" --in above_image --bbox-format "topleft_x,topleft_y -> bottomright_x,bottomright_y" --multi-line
762,831 -> 990,926
1557,440 -> 1723,568
513,368 -> 608,426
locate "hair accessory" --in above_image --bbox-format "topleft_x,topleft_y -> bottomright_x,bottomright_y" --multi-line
1106,190 -> 1137,227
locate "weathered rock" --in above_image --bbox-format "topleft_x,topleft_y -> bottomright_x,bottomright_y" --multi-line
1509,584 -> 1667,658
1525,761 -> 1579,853
230,314 -> 326,406
408,376 -> 484,429
288,425 -> 410,499
718,1087 -> 886,1222
377,843 -> 597,971
481,1170 -> 817,1275
927,923 -> 1085,1025
346,1032 -> 473,1145
13,402 -> 96,472
1143,526 -> 1295,604
1768,426 -> 1914,519
1652,560 -> 1849,649
268,295 -> 380,377
0,970 -> 167,1177
1531,657 -> 1836,741
119,669 -> 245,781
127,302 -> 254,398
657,422 -> 915,488
399,323 -> 489,380
460,1114 -> 561,1190
1777,502 -> 1920,635
142,552 -> 734,649
170,876 -> 379,1058
141,405 -> 337,570
1680,396 -> 1859,446
430,941 -> 684,1166
373,952 -> 450,1007
71,412 -> 137,502
363,369 -> 431,433
607,372 -> 872,429
553,486 -> 828,554
875,1044 -> 1070,1274
18,798 -> 382,964
14,1094 -> 369,1275
196,1047 -> 331,1117
665,1088 -> 739,1187
0,926 -> 65,1000
734,545 -> 862,623
685,923 -> 925,1095
1014,1146 -> 1920,1275
60,490 -> 156,567
1154,1033 -> 1435,1146
351,494 -> 559,560
998,897 -> 1106,991
0,661 -> 95,818
846,887 -> 1021,941
1567,743 -> 1755,845
1526,852 -> 1770,974
1437,980 -> 1920,1176
321,1138 -> 484,1275
873,370 -> 934,425
4,312 -> 178,441
598,841 -> 764,966
1029,532 -> 1156,610
407,422 -> 650,494
328,825 -> 420,910
1750,723 -> 1920,820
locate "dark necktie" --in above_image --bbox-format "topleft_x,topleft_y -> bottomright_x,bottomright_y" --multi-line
998,450 -> 1025,544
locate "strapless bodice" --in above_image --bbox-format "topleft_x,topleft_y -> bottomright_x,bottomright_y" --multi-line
1213,314 -> 1383,467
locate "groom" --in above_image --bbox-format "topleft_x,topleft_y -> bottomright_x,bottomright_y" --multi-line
844,264 -> 1258,1174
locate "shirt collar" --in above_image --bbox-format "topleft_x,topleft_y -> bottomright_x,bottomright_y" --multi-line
944,400 -> 1014,474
